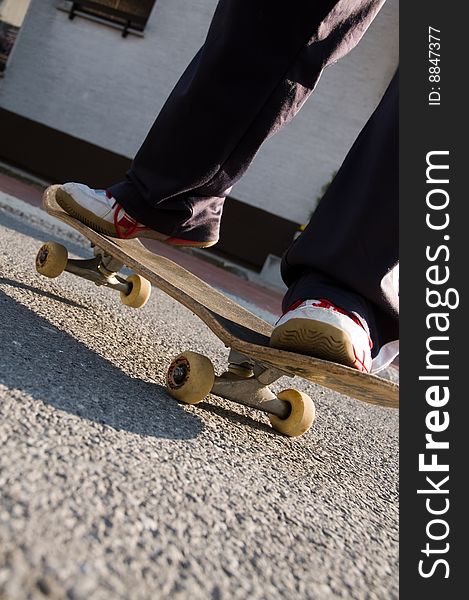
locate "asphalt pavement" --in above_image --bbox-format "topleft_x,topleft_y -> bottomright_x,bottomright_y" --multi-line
0,197 -> 398,600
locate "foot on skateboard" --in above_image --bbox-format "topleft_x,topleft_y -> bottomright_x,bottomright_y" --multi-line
270,299 -> 374,373
56,183 -> 218,248
35,185 -> 399,438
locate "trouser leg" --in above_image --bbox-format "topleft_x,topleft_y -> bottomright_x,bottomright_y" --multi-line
109,0 -> 386,242
281,72 -> 399,355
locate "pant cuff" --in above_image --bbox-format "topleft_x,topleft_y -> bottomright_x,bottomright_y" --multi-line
108,179 -> 223,243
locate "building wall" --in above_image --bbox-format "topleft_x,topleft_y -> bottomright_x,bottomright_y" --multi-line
0,0 -> 32,27
0,0 -> 398,226
0,0 -> 219,153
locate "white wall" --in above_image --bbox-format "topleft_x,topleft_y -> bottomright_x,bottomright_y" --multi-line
0,0 -> 398,225
0,0 -> 32,26
0,0 -> 217,152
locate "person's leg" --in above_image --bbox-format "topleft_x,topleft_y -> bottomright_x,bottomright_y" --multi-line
57,0 -> 386,244
273,72 -> 398,372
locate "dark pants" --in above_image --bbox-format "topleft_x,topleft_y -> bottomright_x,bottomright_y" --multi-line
282,73 -> 398,355
109,0 -> 397,353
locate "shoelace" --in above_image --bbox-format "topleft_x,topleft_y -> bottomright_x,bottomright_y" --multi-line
112,203 -> 147,239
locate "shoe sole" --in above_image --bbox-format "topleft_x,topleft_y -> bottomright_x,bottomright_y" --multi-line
270,318 -> 361,370
55,187 -> 217,248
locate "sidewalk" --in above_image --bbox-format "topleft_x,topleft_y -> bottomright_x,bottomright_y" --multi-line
0,170 -> 284,320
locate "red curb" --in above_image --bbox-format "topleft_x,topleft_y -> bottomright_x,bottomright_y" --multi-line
0,172 -> 44,207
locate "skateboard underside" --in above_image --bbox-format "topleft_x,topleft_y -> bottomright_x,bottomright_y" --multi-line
37,186 -> 398,436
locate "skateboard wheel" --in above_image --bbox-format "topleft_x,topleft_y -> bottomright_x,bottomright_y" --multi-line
166,351 -> 215,405
269,389 -> 316,437
120,274 -> 152,308
35,242 -> 68,278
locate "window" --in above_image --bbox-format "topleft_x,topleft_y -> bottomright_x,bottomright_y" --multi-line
66,1 -> 157,37
0,20 -> 18,74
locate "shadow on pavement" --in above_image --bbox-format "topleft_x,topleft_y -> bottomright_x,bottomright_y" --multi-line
0,288 -> 204,440
198,401 -> 275,435
0,277 -> 87,309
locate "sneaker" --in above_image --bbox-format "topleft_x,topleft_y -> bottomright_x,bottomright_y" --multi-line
54,183 -> 217,248
270,299 -> 373,373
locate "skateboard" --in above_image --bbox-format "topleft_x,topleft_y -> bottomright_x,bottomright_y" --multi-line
36,185 -> 399,437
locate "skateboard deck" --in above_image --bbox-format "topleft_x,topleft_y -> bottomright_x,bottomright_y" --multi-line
40,186 -> 398,423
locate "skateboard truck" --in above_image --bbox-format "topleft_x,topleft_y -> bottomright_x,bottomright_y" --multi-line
167,348 -> 316,436
213,349 -> 291,419
35,241 -> 152,308
65,247 -> 130,294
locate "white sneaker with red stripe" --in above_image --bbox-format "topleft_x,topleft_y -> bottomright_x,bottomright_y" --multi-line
270,299 -> 373,373
55,183 -> 217,248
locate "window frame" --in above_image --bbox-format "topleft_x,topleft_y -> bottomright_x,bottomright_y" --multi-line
64,0 -> 157,38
